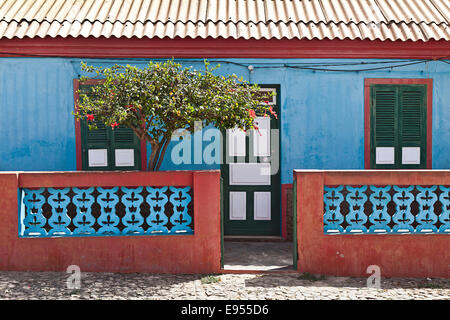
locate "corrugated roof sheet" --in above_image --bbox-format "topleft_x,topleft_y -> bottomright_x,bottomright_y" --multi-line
0,0 -> 449,41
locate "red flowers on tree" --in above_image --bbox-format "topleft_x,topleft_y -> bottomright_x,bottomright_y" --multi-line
264,100 -> 278,119
75,59 -> 276,171
125,104 -> 137,112
269,107 -> 278,119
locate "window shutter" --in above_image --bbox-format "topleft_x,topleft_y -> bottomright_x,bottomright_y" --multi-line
371,85 -> 398,168
111,126 -> 141,170
398,86 -> 427,168
78,83 -> 141,171
81,120 -> 111,170
370,84 -> 427,169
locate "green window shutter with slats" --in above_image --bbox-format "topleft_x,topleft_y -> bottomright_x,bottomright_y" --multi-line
398,86 -> 427,168
81,120 -> 112,170
370,84 -> 426,169
79,84 -> 141,171
111,126 -> 141,170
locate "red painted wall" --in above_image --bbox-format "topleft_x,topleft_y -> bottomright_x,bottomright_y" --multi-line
294,170 -> 450,278
0,171 -> 221,273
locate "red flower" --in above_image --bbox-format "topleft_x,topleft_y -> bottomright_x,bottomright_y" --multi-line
86,114 -> 95,121
253,124 -> 262,136
248,109 -> 257,119
269,107 -> 278,119
264,100 -> 269,104
111,122 -> 119,130
125,104 -> 137,112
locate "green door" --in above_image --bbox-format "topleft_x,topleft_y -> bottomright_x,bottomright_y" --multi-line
221,86 -> 281,236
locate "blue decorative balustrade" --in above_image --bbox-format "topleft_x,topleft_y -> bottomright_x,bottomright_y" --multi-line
324,185 -> 450,235
19,186 -> 193,238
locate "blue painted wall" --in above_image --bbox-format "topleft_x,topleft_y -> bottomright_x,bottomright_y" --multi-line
1,57 -> 449,184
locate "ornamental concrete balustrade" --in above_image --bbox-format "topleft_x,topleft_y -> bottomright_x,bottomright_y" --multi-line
19,186 -> 193,238
293,170 -> 450,278
0,171 -> 221,273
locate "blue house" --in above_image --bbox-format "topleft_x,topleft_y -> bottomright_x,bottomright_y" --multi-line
1,0 -> 449,239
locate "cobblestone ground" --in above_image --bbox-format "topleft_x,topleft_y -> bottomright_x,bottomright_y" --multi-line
0,272 -> 448,300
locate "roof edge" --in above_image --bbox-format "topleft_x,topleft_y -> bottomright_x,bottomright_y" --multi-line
0,37 -> 448,60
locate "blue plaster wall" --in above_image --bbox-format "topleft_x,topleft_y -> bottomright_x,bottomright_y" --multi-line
0,57 -> 449,184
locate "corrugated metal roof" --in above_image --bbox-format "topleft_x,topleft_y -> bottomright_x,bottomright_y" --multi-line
0,0 -> 448,41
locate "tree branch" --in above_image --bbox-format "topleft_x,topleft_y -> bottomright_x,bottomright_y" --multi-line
147,141 -> 159,172
155,136 -> 170,171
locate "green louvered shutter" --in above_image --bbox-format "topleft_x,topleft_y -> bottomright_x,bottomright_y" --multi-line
370,84 -> 427,169
110,126 -> 141,170
81,120 -> 112,170
79,84 -> 141,171
370,85 -> 398,168
398,85 -> 427,169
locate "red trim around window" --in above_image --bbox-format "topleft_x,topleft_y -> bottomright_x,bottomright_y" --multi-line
140,140 -> 147,171
73,79 -> 147,171
364,78 -> 433,169
73,79 -> 82,171
1,37 -> 449,59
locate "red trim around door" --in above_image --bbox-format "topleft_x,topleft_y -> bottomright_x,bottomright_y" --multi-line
1,37 -> 449,59
73,79 -> 147,171
364,78 -> 433,169
281,183 -> 293,239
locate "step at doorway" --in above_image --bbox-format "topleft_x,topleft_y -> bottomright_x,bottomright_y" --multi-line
222,241 -> 294,272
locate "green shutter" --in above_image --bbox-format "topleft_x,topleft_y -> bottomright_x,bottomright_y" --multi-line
78,84 -> 141,171
81,120 -> 112,170
398,86 -> 427,168
370,84 -> 427,169
111,126 -> 141,170
370,85 -> 398,168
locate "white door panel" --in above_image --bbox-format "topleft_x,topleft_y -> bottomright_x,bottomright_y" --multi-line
229,192 -> 246,220
254,192 -> 271,220
227,128 -> 246,157
229,163 -> 271,185
253,117 -> 271,156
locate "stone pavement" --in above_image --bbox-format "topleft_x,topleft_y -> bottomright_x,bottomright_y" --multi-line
0,271 -> 448,300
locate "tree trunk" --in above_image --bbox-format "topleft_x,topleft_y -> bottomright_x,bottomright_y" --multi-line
147,141 -> 159,171
155,138 -> 170,171
147,136 -> 169,171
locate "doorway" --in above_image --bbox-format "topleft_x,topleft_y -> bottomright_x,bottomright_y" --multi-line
220,85 -> 294,272
221,85 -> 281,236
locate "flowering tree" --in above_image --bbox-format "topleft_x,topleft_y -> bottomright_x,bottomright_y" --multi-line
74,60 -> 276,171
